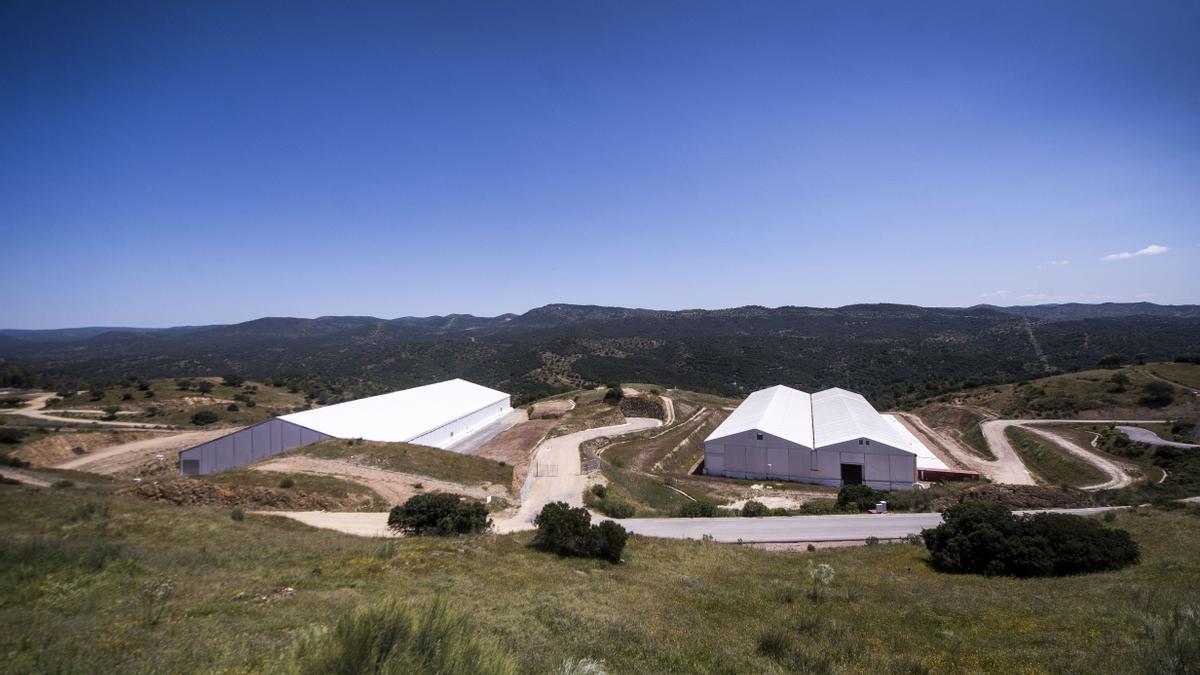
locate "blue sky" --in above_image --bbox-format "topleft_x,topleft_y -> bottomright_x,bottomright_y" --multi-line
2,1 -> 1197,328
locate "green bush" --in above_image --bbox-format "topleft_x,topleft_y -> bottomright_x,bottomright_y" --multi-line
0,428 -> 28,445
836,484 -> 886,512
675,500 -> 720,518
1140,382 -> 1176,408
532,502 -> 628,563
191,410 -> 218,426
282,596 -> 517,675
388,493 -> 490,536
922,502 -> 1140,577
603,387 -> 624,405
221,374 -> 246,387
52,479 -> 74,489
596,498 -> 635,519
230,508 -> 244,521
741,500 -> 770,517
590,484 -> 607,499
226,403 -> 240,412
279,477 -> 295,489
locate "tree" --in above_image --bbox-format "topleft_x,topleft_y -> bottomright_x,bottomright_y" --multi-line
191,410 -> 218,426
1107,372 -> 1131,393
1098,354 -> 1125,368
387,493 -> 490,536
196,381 -> 214,395
222,374 -> 246,387
603,387 -> 624,405
532,501 -> 629,563
1140,381 -> 1176,408
836,484 -> 886,512
741,500 -> 770,517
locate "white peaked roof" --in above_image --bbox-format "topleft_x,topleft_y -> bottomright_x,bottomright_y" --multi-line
882,414 -> 949,470
810,388 -> 907,448
706,385 -> 814,447
706,385 -> 941,461
280,378 -> 509,442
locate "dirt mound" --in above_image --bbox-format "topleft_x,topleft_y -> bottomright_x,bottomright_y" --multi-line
16,430 -> 158,466
619,396 -> 665,420
120,479 -> 354,511
928,483 -> 1094,511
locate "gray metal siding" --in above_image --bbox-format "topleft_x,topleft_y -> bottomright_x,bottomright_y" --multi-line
178,418 -> 333,475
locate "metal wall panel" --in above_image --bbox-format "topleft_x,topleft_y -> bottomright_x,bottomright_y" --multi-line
178,418 -> 332,475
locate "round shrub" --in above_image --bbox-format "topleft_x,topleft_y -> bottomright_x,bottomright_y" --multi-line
741,500 -> 770,518
388,493 -> 490,536
921,502 -> 1139,577
191,410 -> 218,426
279,477 -> 295,489
532,501 -> 629,563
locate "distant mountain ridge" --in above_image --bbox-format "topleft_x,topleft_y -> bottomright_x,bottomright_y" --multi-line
3,302 -> 1198,408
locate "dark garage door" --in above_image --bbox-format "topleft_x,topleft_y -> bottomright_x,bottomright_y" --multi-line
840,463 -> 863,485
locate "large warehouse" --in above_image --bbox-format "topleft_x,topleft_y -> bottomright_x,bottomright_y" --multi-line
178,378 -> 511,475
703,385 -> 952,490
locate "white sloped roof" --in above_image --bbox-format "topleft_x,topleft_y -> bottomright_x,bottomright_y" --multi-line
810,387 -> 906,448
705,385 -> 814,448
881,414 -> 948,470
280,378 -> 509,442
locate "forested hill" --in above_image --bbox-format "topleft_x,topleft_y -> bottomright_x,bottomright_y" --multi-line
2,303 -> 1199,409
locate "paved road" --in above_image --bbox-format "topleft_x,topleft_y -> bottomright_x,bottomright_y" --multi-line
1118,425 -> 1200,449
263,506 -> 1121,542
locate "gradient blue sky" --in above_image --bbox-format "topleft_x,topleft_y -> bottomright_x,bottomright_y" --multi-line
2,1 -> 1198,328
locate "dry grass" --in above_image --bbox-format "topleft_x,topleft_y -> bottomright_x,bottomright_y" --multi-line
1,485 -> 1198,673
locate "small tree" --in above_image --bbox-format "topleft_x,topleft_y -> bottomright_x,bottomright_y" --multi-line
603,387 -> 624,405
196,381 -> 214,395
532,502 -> 629,563
388,493 -> 490,536
191,410 -> 218,426
836,484 -> 885,512
221,374 -> 246,387
741,500 -> 770,517
1107,372 -> 1131,393
1140,381 -> 1176,408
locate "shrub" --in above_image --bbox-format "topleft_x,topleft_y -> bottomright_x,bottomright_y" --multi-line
603,387 -> 624,405
675,500 -> 720,518
741,500 -> 770,517
836,484 -> 886,512
1140,381 -> 1176,408
279,477 -> 296,489
388,493 -> 490,536
196,381 -> 214,394
52,479 -> 74,489
282,596 -> 517,675
0,428 -> 28,445
230,508 -> 245,521
807,560 -> 835,601
532,502 -> 629,563
221,374 -> 246,387
590,484 -> 607,499
102,406 -> 119,420
191,410 -> 218,426
226,403 -> 239,412
922,502 -> 1140,577
596,498 -> 635,519
1133,606 -> 1200,675
121,393 -> 133,401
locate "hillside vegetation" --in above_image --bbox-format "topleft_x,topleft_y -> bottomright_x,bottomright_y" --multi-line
5,303 -> 1200,410
1,485 -> 1197,673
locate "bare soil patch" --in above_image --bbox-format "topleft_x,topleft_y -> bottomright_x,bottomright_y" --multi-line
15,430 -> 159,466
474,419 -> 557,490
529,399 -> 573,419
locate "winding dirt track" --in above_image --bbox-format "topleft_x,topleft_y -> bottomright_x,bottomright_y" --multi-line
6,392 -> 173,429
981,419 -> 1165,490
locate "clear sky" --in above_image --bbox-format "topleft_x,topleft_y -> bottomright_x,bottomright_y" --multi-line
2,1 -> 1197,328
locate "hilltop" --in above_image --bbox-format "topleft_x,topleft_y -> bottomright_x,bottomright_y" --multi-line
3,302 -> 1199,409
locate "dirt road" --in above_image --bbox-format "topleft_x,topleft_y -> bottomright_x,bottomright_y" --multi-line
6,392 -> 173,429
252,456 -> 507,506
54,428 -> 234,475
498,417 -> 662,531
660,394 -> 675,425
0,467 -> 54,488
981,419 -> 1164,490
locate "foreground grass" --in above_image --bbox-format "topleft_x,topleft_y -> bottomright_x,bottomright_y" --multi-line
303,439 -> 513,490
1006,426 -> 1107,487
2,485 -> 1198,673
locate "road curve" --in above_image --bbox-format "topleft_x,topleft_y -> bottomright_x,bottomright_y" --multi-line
1117,425 -> 1200,449
5,392 -> 174,430
982,419 -> 1163,491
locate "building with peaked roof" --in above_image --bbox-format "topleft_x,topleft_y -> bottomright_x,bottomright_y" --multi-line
703,385 -> 952,490
178,379 -> 511,475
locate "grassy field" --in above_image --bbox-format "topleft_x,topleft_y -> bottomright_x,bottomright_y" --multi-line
1005,426 -> 1107,488
1145,362 -> 1200,390
1,485 -> 1198,673
302,439 -> 513,491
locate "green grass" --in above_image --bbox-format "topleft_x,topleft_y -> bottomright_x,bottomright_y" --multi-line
303,440 -> 513,490
1145,362 -> 1200,390
1005,426 -> 1107,487
962,422 -> 995,460
1,486 -> 1198,672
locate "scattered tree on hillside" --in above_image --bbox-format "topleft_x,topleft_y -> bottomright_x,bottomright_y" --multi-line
190,410 -> 218,426
221,374 -> 245,387
196,381 -> 214,395
1140,381 -> 1176,408
1098,354 -> 1125,368
388,493 -> 490,536
1107,372 -> 1131,393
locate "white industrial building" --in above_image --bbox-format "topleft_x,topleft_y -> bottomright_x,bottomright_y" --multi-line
179,378 -> 511,475
703,385 -> 952,490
